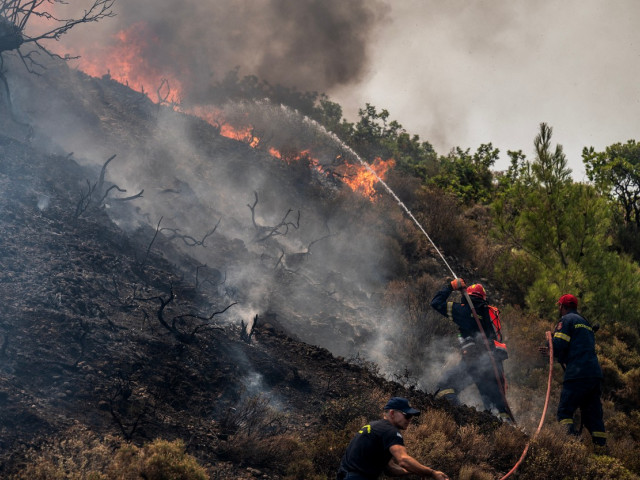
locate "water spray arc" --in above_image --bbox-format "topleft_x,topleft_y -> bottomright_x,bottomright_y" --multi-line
308,118 -> 556,477
327,130 -> 516,423
317,125 -> 458,279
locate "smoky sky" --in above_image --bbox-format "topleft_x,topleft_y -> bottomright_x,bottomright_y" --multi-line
54,0 -> 640,179
57,0 -> 389,101
330,0 -> 640,178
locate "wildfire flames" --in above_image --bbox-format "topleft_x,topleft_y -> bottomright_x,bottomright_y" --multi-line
62,22 -> 394,200
71,22 -> 185,104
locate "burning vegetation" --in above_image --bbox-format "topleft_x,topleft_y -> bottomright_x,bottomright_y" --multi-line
1,2 -> 639,479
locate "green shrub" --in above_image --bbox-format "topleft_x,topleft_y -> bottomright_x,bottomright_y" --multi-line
585,454 -> 639,480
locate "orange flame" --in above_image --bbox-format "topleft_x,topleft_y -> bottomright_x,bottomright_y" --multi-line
62,23 -> 394,200
69,22 -> 184,104
186,106 -> 395,200
338,157 -> 396,199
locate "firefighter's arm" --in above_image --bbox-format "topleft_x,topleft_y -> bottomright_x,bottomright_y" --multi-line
430,283 -> 453,316
384,457 -> 410,476
388,445 -> 449,479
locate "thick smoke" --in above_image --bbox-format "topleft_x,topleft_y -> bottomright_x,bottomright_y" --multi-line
55,0 -> 389,102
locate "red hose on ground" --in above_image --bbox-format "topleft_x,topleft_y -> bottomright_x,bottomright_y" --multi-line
498,331 -> 554,480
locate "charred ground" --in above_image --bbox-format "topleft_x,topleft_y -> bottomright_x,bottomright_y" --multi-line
0,130 -> 504,478
0,66 -> 509,478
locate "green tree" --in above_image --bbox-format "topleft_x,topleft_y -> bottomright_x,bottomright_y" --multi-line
432,143 -> 499,205
583,140 -> 640,228
491,123 -> 640,324
350,103 -> 401,160
583,140 -> 640,261
340,103 -> 437,182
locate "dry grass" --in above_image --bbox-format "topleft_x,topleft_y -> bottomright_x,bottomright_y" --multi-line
9,430 -> 208,480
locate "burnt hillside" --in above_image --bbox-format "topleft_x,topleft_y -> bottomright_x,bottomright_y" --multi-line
0,117 -> 504,478
0,55 -> 509,477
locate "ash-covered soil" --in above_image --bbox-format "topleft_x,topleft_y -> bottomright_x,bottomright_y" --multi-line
0,126 -> 505,478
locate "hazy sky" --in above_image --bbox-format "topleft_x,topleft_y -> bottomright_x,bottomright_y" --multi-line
330,1 -> 640,178
54,0 -> 640,179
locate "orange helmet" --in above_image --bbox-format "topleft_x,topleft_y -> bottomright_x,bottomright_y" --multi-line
467,283 -> 486,300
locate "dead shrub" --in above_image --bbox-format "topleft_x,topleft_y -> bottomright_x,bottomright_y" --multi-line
490,424 -> 528,472
408,409 -> 460,473
110,439 -> 208,480
219,433 -> 302,470
599,355 -> 625,394
409,429 -> 459,474
518,423 -> 588,480
607,435 -> 640,475
416,408 -> 458,437
607,410 -> 640,442
284,458 -> 325,480
415,187 -> 469,257
319,388 -> 387,430
458,463 -> 495,480
619,367 -> 640,406
583,454 -> 639,480
302,425 -> 358,480
218,393 -> 288,438
216,394 -> 292,469
10,435 -> 208,480
457,424 -> 490,462
608,336 -> 640,371
9,426 -> 117,480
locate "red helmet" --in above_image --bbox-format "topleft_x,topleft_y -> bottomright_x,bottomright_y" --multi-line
467,283 -> 486,300
557,294 -> 578,308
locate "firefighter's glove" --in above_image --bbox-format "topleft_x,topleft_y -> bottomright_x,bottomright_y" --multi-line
450,278 -> 466,290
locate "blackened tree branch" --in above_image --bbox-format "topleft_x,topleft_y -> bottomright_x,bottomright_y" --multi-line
160,217 -> 221,247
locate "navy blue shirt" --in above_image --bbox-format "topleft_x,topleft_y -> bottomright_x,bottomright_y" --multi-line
339,419 -> 404,478
552,310 -> 602,381
430,284 -> 496,342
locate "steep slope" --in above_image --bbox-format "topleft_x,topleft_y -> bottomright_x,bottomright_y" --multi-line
6,56 -> 409,361
0,130 -> 505,478
0,56 -> 521,478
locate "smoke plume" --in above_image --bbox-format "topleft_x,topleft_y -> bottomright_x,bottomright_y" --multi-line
55,0 -> 389,103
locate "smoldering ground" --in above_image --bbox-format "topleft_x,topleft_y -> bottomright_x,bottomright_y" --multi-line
4,51 -> 405,358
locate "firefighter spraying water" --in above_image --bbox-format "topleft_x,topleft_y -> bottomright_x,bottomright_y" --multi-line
431,279 -> 513,423
305,119 -> 561,478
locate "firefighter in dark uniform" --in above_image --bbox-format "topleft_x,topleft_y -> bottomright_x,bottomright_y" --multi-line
430,279 -> 511,422
549,294 -> 607,446
337,397 -> 448,480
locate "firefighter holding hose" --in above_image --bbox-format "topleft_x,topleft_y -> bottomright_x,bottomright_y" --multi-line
431,278 -> 512,422
540,294 -> 607,447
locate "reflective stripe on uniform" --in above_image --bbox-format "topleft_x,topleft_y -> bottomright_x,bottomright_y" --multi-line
447,302 -> 454,321
592,431 -> 607,439
358,425 -> 371,434
554,332 -> 571,342
436,389 -> 455,399
559,418 -> 574,425
575,323 -> 593,332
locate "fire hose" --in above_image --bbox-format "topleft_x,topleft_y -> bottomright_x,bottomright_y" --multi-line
498,330 -> 554,479
347,153 -> 555,477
